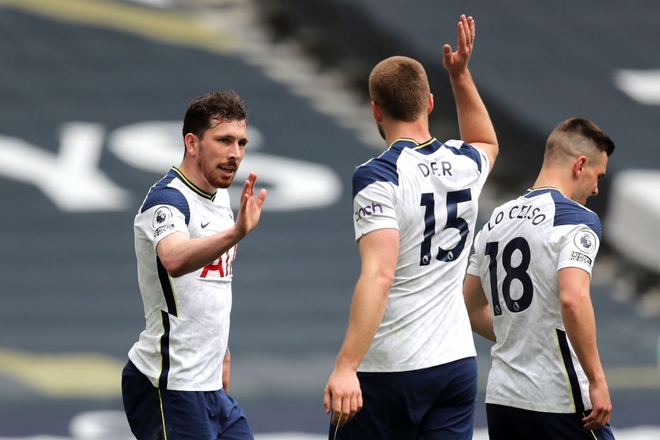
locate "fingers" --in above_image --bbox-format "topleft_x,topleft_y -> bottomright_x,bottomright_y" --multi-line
340,392 -> 363,426
256,188 -> 267,207
457,15 -> 474,55
323,387 -> 332,414
339,395 -> 353,426
443,14 -> 475,74
240,173 -> 255,199
241,172 -> 266,205
583,418 -> 605,431
457,16 -> 467,50
332,399 -> 359,427
324,386 -> 363,427
582,407 -> 611,431
245,171 -> 258,185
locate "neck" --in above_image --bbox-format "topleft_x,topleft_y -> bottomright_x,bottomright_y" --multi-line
382,119 -> 431,148
532,171 -> 571,198
177,161 -> 214,194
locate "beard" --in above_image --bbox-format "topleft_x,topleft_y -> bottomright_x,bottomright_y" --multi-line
198,149 -> 237,190
377,123 -> 386,141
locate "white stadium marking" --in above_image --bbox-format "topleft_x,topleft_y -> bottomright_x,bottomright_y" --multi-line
613,69 -> 660,105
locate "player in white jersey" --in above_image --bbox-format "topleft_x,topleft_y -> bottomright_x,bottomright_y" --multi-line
121,91 -> 266,440
323,15 -> 498,439
464,117 -> 616,440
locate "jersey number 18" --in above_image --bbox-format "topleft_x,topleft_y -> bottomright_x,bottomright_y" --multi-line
485,238 -> 534,315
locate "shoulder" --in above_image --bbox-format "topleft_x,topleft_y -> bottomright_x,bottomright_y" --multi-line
352,147 -> 402,197
140,170 -> 191,223
547,191 -> 602,239
442,139 -> 487,173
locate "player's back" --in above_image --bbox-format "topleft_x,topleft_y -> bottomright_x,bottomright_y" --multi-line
469,187 -> 602,412
353,138 -> 489,372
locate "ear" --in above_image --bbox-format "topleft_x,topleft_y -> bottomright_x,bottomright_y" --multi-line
184,132 -> 198,156
573,156 -> 588,178
427,93 -> 434,115
371,101 -> 383,122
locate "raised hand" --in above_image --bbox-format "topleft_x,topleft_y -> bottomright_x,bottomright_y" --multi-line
235,172 -> 267,238
443,14 -> 475,78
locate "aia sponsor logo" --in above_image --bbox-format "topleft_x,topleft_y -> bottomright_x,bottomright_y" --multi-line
200,245 -> 237,279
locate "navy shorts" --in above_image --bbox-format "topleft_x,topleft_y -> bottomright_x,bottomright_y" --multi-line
330,357 -> 478,440
122,360 -> 253,440
486,403 -> 616,440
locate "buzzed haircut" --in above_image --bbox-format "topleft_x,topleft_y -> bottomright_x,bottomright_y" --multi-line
545,117 -> 615,163
369,56 -> 430,122
182,90 -> 250,140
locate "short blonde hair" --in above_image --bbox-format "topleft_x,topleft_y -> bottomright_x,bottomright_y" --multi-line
368,56 -> 430,122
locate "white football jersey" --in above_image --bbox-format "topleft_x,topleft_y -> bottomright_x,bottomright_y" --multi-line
353,138 -> 490,372
467,187 -> 602,413
128,167 -> 236,391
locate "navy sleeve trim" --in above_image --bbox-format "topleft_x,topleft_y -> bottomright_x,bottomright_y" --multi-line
352,147 -> 401,197
550,191 -> 602,239
141,172 -> 191,225
442,142 -> 483,173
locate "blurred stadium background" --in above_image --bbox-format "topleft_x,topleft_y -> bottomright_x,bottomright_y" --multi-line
0,0 -> 659,438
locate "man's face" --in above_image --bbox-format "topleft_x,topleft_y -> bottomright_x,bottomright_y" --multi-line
575,151 -> 608,206
195,118 -> 248,189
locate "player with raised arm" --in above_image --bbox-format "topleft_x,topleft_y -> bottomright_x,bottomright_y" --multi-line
122,90 -> 266,440
323,15 -> 498,440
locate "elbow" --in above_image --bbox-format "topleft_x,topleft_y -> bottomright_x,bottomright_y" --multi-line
167,267 -> 186,278
488,142 -> 499,167
159,255 -> 187,278
376,271 -> 395,292
371,271 -> 395,299
560,290 -> 586,315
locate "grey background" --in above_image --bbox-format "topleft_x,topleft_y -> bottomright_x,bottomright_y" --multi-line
0,0 -> 658,436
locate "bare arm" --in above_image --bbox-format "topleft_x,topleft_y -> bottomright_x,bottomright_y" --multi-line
463,273 -> 496,342
157,173 -> 266,277
443,15 -> 498,171
222,349 -> 231,392
558,267 -> 612,430
323,228 -> 398,427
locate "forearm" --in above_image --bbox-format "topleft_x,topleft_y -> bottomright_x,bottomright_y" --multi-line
335,276 -> 390,371
158,227 -> 242,277
160,173 -> 265,278
450,71 -> 498,158
222,348 -> 231,392
561,290 -> 606,384
557,267 -> 608,385
463,273 -> 496,341
470,306 -> 495,342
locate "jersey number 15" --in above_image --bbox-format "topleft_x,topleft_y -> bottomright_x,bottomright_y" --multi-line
419,189 -> 471,265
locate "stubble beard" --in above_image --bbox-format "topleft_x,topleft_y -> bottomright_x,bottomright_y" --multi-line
198,151 -> 236,190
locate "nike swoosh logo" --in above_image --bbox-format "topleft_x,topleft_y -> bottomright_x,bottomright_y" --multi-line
201,222 -> 210,229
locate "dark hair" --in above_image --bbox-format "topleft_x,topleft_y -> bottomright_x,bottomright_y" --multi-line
548,117 -> 616,157
369,56 -> 430,122
182,90 -> 250,139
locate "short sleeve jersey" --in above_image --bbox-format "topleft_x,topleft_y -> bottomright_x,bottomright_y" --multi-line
128,167 -> 236,391
353,138 -> 490,372
467,188 -> 602,413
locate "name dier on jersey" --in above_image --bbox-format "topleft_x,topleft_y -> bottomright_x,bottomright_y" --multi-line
354,159 -> 458,222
